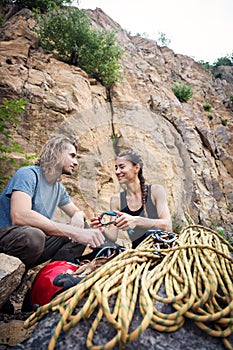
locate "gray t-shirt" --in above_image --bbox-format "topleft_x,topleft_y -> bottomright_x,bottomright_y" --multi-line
0,165 -> 70,227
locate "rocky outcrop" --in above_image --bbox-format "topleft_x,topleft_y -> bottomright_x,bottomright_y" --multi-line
12,307 -> 231,350
0,254 -> 25,308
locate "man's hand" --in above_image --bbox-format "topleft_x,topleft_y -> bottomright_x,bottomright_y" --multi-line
70,210 -> 85,228
71,228 -> 105,249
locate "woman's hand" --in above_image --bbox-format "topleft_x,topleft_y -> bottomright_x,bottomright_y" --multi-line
114,211 -> 137,231
90,216 -> 102,229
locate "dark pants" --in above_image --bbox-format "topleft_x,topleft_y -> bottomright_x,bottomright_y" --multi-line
0,226 -> 86,269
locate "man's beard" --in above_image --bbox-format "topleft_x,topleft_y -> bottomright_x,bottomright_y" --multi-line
62,167 -> 72,176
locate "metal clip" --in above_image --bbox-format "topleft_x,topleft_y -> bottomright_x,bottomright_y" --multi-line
99,211 -> 118,226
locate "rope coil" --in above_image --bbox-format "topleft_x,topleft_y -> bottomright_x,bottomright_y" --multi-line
24,225 -> 233,350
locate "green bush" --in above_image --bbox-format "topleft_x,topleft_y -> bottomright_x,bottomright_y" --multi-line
0,98 -> 38,191
197,54 -> 233,75
221,118 -> 227,126
10,0 -> 72,13
213,72 -> 223,79
197,60 -> 214,70
36,7 -> 123,87
0,99 -> 26,191
77,28 -> 124,87
203,103 -> 212,111
172,83 -> 193,103
213,56 -> 232,67
157,31 -> 171,47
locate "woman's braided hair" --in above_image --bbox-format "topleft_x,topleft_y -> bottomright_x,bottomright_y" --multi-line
117,150 -> 147,212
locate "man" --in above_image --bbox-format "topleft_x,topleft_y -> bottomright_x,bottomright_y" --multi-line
0,135 -> 105,269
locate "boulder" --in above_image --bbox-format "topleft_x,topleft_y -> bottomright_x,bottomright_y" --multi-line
12,299 -> 231,350
0,254 -> 25,309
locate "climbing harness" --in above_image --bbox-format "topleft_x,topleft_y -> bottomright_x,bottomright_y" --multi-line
24,225 -> 233,350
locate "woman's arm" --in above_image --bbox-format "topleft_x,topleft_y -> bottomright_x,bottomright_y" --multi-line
114,184 -> 172,232
150,184 -> 172,231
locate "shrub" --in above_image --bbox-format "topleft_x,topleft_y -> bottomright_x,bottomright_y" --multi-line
213,56 -> 232,67
207,114 -> 213,121
172,83 -> 193,102
77,28 -> 124,87
0,99 -> 26,191
10,0 -> 72,13
203,103 -> 212,111
221,118 -> 227,126
157,31 -> 171,47
213,72 -> 223,79
197,60 -> 214,70
36,7 -> 124,87
0,98 -> 38,191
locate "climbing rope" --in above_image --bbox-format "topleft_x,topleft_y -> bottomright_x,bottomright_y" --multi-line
24,225 -> 233,350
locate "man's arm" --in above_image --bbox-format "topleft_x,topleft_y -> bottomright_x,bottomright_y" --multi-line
10,191 -> 105,247
60,202 -> 86,228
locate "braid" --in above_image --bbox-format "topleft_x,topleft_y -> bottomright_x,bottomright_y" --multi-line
117,150 -> 148,215
138,169 -> 148,217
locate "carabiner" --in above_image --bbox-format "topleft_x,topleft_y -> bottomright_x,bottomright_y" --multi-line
99,211 -> 118,226
146,228 -> 177,245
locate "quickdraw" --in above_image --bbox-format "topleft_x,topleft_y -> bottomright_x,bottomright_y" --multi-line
143,229 -> 178,255
149,228 -> 177,246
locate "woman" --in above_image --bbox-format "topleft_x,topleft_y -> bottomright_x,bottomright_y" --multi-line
91,150 -> 172,248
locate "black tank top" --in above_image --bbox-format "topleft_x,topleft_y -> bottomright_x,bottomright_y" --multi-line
120,185 -> 158,247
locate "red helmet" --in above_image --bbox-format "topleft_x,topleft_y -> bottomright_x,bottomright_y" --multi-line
31,260 -> 78,307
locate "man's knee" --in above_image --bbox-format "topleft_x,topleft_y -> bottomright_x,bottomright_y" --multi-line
23,227 -> 46,255
0,226 -> 46,267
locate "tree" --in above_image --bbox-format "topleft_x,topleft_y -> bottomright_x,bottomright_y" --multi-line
157,31 -> 171,47
213,55 -> 232,67
5,0 -> 72,13
36,7 -> 124,87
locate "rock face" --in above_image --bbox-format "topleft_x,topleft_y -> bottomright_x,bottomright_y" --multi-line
0,7 -> 232,232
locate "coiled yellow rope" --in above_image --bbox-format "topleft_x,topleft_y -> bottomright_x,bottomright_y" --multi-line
24,225 -> 233,350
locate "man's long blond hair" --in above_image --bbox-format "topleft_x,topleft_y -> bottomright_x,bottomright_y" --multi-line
35,135 -> 77,176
